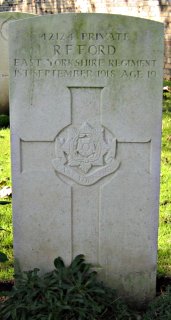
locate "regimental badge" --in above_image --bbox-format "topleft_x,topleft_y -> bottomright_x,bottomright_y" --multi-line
52,121 -> 120,186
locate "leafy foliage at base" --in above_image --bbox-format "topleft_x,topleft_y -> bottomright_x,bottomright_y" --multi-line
0,255 -> 134,320
143,286 -> 171,320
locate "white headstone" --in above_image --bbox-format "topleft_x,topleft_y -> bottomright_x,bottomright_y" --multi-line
0,12 -> 35,114
9,14 -> 164,306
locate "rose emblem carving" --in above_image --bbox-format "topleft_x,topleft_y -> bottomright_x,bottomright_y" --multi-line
52,121 -> 120,186
76,136 -> 95,157
66,122 -> 107,174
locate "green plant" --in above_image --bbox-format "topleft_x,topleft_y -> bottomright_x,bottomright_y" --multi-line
0,255 -> 134,320
143,286 -> 171,320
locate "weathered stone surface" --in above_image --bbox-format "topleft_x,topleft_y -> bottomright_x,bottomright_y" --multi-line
0,12 -> 35,114
9,14 -> 164,306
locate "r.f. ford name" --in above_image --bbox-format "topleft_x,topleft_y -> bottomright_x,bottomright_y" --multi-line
54,44 -> 116,55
